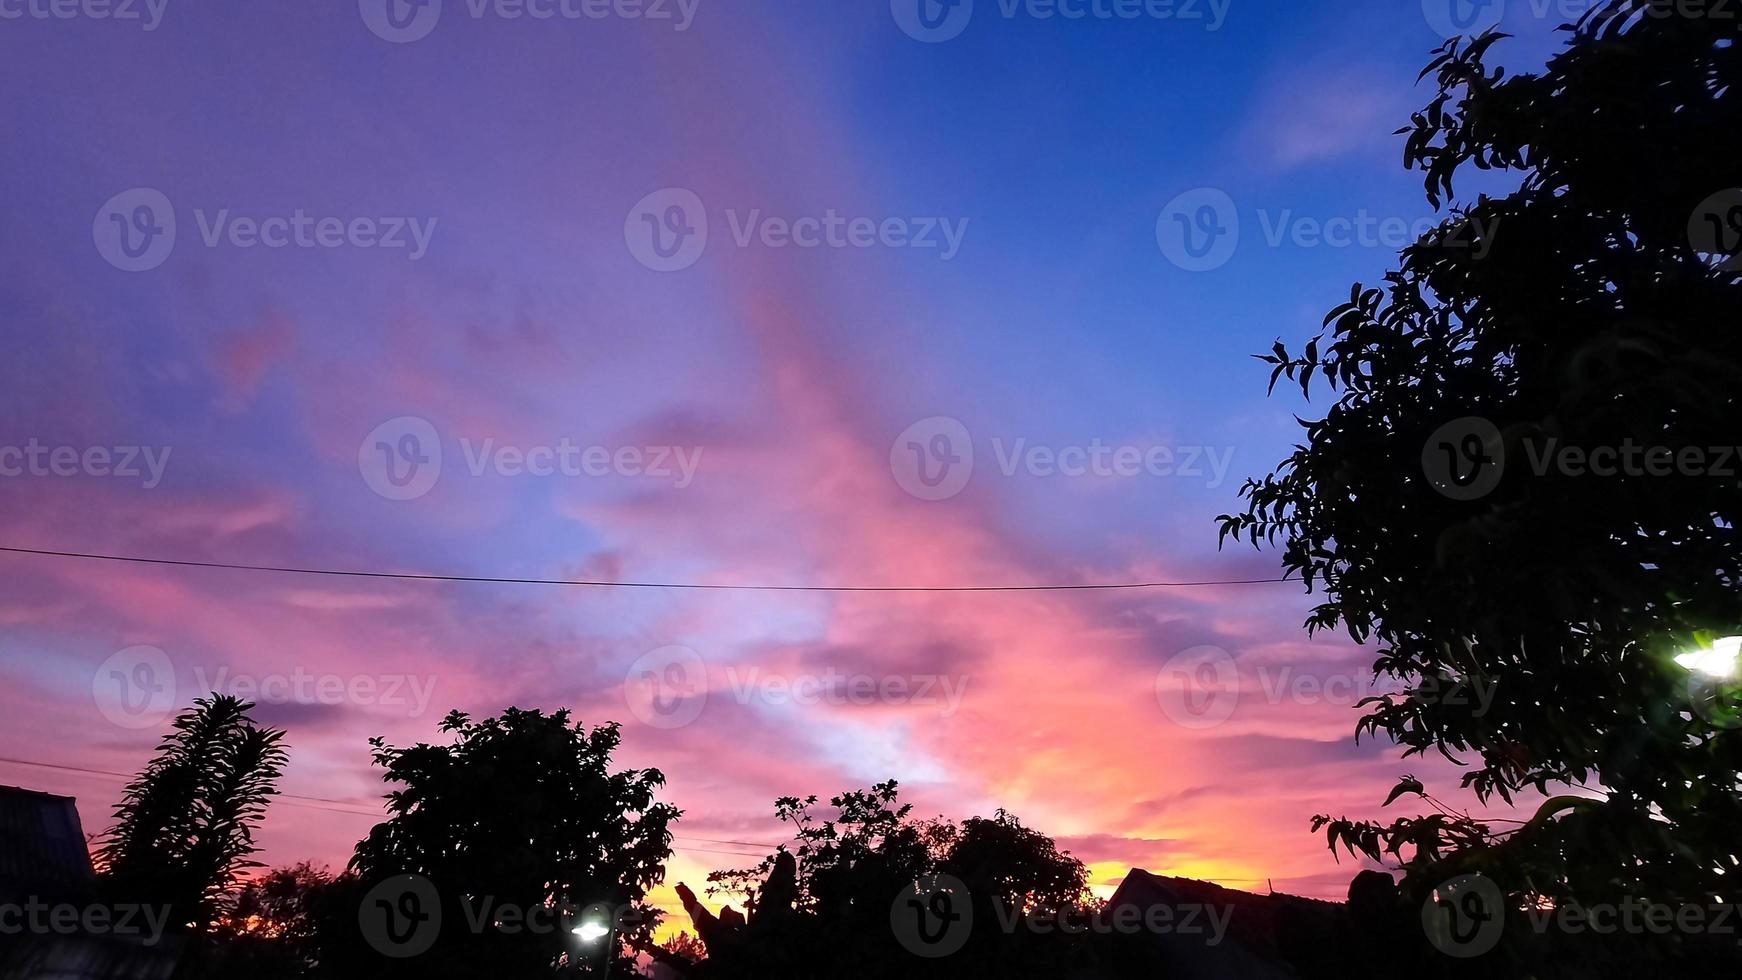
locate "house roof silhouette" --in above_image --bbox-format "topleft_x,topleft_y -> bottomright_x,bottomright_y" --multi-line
1104,868 -> 1353,980
0,785 -> 95,903
0,786 -> 185,980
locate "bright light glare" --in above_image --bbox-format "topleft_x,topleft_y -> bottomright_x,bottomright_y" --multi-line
1675,636 -> 1742,679
572,921 -> 610,943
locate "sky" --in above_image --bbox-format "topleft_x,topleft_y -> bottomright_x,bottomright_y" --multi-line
0,0 -> 1580,925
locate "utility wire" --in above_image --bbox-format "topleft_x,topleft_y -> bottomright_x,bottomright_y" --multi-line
0,755 -> 382,815
0,755 -> 780,851
0,546 -> 1290,593
0,758 -> 374,814
0,754 -> 1340,897
0,548 -> 1306,876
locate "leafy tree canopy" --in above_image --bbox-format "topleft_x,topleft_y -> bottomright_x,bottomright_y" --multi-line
687,781 -> 1093,979
350,707 -> 679,976
1220,0 -> 1742,908
97,694 -> 287,931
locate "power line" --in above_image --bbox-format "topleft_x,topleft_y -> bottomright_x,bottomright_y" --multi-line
673,835 -> 782,850
0,546 -> 1290,593
0,755 -> 782,851
669,845 -> 771,860
0,756 -> 380,815
0,755 -> 1341,896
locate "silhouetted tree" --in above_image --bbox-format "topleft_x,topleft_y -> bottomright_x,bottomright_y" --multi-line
204,863 -> 336,978
708,781 -> 948,917
661,931 -> 706,963
347,708 -> 678,978
683,782 -> 1095,979
1219,0 -> 1741,937
96,694 -> 287,932
941,810 -> 1090,916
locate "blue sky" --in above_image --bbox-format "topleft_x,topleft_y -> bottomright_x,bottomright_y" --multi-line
0,0 -> 1578,915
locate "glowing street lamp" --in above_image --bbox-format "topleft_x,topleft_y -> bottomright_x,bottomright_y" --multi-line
572,920 -> 610,943
571,902 -> 617,979
1674,636 -> 1742,680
